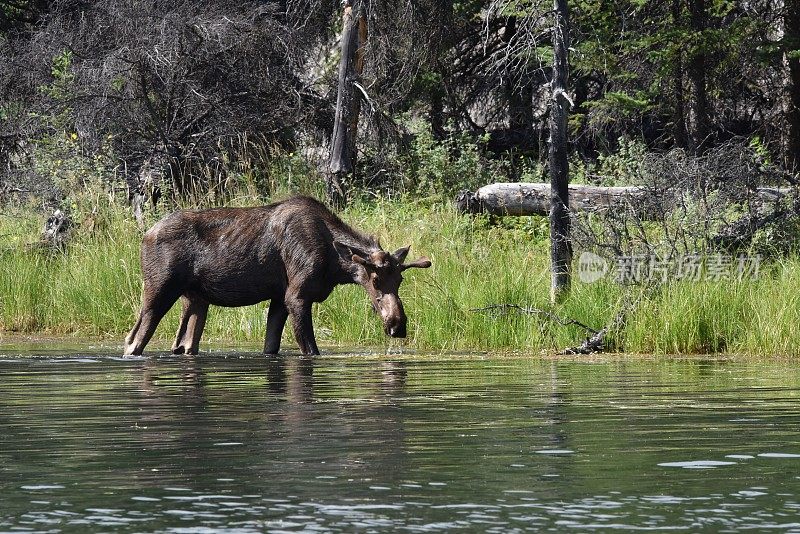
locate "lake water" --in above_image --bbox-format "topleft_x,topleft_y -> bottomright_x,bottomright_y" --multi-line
1,346 -> 799,532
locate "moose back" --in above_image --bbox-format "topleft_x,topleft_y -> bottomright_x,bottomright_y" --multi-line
124,196 -> 431,355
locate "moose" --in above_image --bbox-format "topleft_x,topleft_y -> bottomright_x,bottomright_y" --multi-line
124,196 -> 431,356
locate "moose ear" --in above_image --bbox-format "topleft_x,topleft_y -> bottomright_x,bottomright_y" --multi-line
334,241 -> 371,267
351,254 -> 370,267
392,246 -> 411,264
401,257 -> 432,270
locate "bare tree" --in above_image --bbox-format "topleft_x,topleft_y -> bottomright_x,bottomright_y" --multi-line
549,0 -> 572,303
572,139 -> 799,260
328,0 -> 367,207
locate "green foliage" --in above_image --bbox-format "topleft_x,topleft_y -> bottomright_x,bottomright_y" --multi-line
570,0 -> 776,156
216,146 -> 325,208
42,49 -> 73,101
750,213 -> 800,257
587,91 -> 652,118
748,136 -> 772,167
569,137 -> 648,186
32,131 -> 117,206
404,121 -> 490,197
594,137 -> 648,185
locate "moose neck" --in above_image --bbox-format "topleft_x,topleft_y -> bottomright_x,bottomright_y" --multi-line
328,225 -> 380,285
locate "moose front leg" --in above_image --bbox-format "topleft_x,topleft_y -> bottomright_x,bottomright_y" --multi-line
285,294 -> 319,355
124,286 -> 181,356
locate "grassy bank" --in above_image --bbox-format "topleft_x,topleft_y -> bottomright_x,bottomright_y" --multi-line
1,196 -> 799,356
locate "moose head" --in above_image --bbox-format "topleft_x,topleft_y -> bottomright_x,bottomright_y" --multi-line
335,242 -> 431,338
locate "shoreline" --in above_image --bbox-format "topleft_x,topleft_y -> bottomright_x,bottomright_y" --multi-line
1,333 -> 797,361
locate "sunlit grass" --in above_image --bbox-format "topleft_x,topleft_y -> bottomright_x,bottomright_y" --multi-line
1,197 -> 799,356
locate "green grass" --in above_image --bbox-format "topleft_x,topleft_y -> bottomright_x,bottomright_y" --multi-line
2,197 -> 799,356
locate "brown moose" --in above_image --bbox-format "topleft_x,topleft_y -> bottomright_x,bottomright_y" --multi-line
124,196 -> 431,355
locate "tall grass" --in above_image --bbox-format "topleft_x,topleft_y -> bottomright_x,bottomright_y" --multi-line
2,197 -> 799,356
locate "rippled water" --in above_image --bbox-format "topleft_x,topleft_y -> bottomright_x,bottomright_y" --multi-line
1,347 -> 799,532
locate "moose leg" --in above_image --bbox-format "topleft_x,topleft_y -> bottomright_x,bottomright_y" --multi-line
263,300 -> 289,355
285,294 -> 319,355
124,289 -> 180,356
172,297 -> 192,354
124,315 -> 142,348
172,295 -> 209,355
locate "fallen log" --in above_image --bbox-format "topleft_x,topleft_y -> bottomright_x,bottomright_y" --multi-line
456,183 -> 650,217
455,182 -> 795,218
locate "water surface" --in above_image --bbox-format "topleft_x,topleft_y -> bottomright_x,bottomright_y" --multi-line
1,348 -> 799,532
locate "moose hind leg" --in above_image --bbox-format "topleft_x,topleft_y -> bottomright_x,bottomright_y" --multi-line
124,288 -> 180,356
172,295 -> 209,355
285,295 -> 319,355
264,300 -> 289,355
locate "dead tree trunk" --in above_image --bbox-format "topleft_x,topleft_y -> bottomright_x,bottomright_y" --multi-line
549,0 -> 572,304
40,209 -> 71,250
327,0 -> 367,208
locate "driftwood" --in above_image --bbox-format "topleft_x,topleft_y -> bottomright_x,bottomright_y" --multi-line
456,182 -> 795,219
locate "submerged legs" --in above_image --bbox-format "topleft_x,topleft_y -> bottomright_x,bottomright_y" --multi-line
126,288 -> 320,357
171,295 -> 209,355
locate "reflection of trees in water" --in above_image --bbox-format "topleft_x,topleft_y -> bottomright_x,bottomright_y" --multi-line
132,356 -> 213,488
139,355 -> 207,407
0,357 -> 218,492
386,359 -> 579,493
